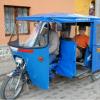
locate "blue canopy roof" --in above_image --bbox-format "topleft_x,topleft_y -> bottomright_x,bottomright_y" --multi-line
16,13 -> 100,23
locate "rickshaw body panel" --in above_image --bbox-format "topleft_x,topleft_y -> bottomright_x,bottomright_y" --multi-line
84,47 -> 91,68
92,21 -> 100,72
11,46 -> 49,89
57,39 -> 76,78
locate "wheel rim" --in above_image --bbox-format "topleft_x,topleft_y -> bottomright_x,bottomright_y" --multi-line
4,76 -> 23,99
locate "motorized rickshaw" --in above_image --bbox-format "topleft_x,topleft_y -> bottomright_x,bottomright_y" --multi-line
1,13 -> 100,99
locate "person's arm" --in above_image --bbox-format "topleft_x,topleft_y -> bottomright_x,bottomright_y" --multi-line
86,36 -> 89,46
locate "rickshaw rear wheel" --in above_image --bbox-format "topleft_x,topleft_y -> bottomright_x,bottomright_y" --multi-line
90,74 -> 96,81
90,71 -> 100,81
0,75 -> 24,99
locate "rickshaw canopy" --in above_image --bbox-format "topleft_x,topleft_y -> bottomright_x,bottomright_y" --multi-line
16,13 -> 100,23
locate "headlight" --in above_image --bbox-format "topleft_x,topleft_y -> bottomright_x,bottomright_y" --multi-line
15,57 -> 23,64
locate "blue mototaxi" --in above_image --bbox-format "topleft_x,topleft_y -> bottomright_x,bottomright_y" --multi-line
1,13 -> 100,99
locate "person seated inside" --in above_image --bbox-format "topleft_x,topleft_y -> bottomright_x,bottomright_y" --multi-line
73,25 -> 89,62
49,23 -> 59,64
40,23 -> 59,64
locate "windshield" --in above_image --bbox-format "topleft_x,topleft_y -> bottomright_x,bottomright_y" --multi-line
8,21 -> 49,48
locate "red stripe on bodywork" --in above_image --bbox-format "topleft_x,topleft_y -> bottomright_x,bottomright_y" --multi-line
18,48 -> 33,53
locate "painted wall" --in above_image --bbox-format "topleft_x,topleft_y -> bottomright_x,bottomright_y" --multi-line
75,0 -> 92,15
0,0 -> 75,45
0,0 -> 92,45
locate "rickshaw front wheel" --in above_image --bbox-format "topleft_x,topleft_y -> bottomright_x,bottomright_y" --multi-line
0,75 -> 24,99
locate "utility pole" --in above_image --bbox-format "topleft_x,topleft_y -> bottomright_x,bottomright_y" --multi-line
95,0 -> 100,16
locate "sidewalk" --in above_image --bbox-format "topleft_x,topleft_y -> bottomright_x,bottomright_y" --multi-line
0,46 -> 100,100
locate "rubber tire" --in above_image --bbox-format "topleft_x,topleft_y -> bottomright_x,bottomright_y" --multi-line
90,74 -> 96,82
0,76 -> 23,99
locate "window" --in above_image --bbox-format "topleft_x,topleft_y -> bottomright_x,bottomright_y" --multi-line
4,6 -> 29,35
33,23 -> 49,48
24,22 -> 49,48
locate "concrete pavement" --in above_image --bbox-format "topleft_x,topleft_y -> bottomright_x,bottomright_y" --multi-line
0,47 -> 100,100
0,68 -> 100,100
0,75 -> 99,100
0,46 -> 16,76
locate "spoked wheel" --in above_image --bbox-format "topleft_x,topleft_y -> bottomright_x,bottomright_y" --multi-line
0,75 -> 24,99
